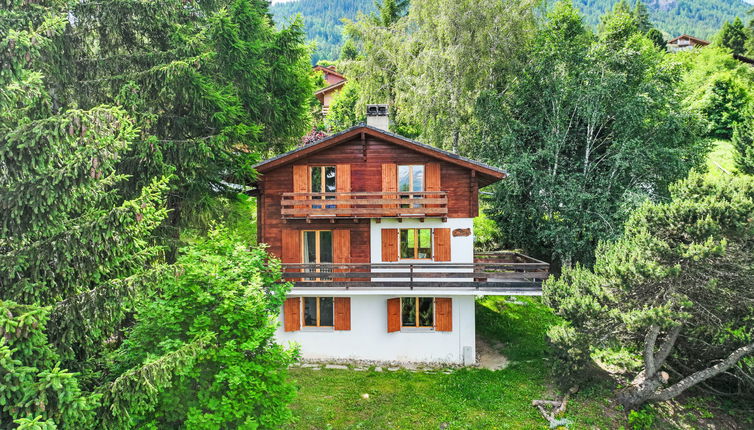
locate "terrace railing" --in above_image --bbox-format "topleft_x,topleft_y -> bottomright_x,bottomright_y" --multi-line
280,252 -> 549,293
280,191 -> 448,220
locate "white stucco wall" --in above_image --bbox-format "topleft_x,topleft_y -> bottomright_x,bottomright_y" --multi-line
275,294 -> 476,364
369,218 -> 474,283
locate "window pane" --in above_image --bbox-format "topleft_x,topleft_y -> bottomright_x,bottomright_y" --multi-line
319,297 -> 334,326
304,297 -> 317,326
304,231 -> 317,264
311,167 -> 322,193
319,231 -> 333,264
401,297 -> 416,327
412,165 -> 424,192
400,229 -> 414,259
325,166 -> 336,192
419,297 -> 433,327
418,229 -> 432,259
398,165 -> 411,192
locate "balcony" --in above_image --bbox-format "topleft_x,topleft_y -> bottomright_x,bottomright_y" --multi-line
281,252 -> 549,295
281,191 -> 448,221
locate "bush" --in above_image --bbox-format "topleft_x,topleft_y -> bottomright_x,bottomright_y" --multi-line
114,227 -> 297,428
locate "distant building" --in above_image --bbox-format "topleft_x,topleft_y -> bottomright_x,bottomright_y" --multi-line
313,65 -> 347,115
667,34 -> 710,52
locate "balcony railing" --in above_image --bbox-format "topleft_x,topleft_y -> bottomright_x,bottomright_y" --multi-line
280,191 -> 448,220
281,252 -> 549,294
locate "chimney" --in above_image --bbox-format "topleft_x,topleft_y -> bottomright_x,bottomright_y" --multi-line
366,104 -> 389,131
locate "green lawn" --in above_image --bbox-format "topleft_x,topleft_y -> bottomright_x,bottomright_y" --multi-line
287,297 -> 622,429
705,140 -> 737,179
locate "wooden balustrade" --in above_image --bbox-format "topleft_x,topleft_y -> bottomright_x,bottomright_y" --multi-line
280,253 -> 549,293
280,191 -> 448,220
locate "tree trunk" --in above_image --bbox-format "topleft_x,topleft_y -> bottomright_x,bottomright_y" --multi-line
616,374 -> 665,410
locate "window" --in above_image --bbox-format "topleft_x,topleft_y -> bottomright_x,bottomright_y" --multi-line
311,166 -> 336,208
399,228 -> 432,259
303,230 -> 333,280
303,297 -> 334,327
401,297 -> 434,328
398,165 -> 424,207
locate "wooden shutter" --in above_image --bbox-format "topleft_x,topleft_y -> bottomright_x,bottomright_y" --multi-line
387,298 -> 400,333
334,297 -> 351,330
435,298 -> 452,332
381,229 -> 398,262
333,229 -> 351,281
283,297 -> 301,332
336,164 -> 351,212
293,165 -> 309,209
381,163 -> 397,210
425,162 -> 441,208
433,228 -> 451,262
282,228 -> 301,279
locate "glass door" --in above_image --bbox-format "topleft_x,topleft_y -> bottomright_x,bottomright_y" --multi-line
303,230 -> 333,281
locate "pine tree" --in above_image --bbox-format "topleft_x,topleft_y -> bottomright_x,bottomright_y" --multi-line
646,28 -> 666,50
717,17 -> 748,55
50,0 -> 313,246
633,0 -> 652,33
733,109 -> 754,175
0,1 -> 172,426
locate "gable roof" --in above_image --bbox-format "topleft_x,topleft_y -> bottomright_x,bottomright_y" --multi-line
313,65 -> 346,81
314,80 -> 347,96
254,125 -> 507,187
667,34 -> 710,46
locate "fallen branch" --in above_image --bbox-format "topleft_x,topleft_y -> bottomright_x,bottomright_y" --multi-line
533,386 -> 578,428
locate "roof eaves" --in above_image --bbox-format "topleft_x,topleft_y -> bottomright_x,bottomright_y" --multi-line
253,124 -> 508,179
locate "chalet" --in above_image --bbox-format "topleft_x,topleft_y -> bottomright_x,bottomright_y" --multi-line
667,34 -> 710,52
252,105 -> 548,364
313,65 -> 347,115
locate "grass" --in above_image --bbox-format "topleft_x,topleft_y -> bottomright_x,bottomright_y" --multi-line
705,140 -> 737,179
288,297 -> 622,429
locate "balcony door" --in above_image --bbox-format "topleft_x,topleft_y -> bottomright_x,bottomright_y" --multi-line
303,230 -> 333,280
311,166 -> 336,209
398,165 -> 424,208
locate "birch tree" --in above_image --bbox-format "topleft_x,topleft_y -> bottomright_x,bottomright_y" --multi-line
473,1 -> 706,267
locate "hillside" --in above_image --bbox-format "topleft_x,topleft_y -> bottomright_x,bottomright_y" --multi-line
270,0 -> 752,63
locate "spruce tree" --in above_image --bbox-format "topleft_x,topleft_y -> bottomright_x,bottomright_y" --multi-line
0,0 -> 173,426
717,17 -> 748,55
50,0 -> 313,244
633,0 -> 652,33
733,109 -> 754,175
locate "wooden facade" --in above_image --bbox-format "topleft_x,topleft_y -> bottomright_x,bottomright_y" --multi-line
255,127 -> 500,259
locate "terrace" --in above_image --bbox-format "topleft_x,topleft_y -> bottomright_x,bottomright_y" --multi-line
281,252 -> 549,295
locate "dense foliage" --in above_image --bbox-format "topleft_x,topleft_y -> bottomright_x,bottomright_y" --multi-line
733,107 -> 754,174
1,1 -> 307,428
474,1 -> 706,267
52,0 -> 313,245
270,0 -> 753,62
113,229 -> 295,428
545,173 -> 754,409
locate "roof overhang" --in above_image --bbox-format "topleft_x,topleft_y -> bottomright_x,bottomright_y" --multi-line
253,125 -> 507,187
313,65 -> 346,80
314,80 -> 347,97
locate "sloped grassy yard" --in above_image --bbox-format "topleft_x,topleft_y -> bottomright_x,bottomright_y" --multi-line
287,297 -> 620,429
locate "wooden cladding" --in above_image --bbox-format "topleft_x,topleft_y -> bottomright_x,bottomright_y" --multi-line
433,228 -> 451,262
387,297 -> 400,333
381,229 -> 399,262
292,165 -> 308,208
283,297 -> 301,331
334,297 -> 351,330
434,298 -> 452,332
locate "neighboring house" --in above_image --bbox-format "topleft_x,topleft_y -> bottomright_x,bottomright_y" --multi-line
667,34 -> 710,52
252,105 -> 548,365
313,65 -> 347,115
